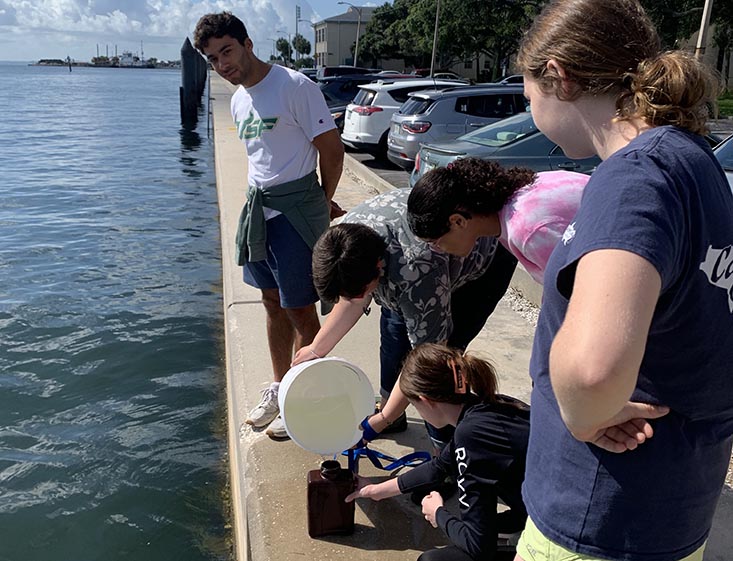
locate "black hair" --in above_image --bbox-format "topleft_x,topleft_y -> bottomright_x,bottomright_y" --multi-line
407,158 -> 536,239
312,223 -> 386,303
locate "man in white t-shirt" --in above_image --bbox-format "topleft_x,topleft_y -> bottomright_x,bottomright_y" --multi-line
194,12 -> 344,439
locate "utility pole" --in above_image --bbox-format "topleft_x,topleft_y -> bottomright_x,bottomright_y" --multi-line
695,0 -> 714,59
430,0 -> 441,76
295,5 -> 301,62
338,2 -> 362,67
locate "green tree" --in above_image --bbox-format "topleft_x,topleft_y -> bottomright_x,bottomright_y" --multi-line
294,56 -> 315,69
276,37 -> 293,64
640,0 -> 704,48
292,34 -> 311,58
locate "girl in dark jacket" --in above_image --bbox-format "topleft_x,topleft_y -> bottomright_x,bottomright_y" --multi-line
346,343 -> 530,561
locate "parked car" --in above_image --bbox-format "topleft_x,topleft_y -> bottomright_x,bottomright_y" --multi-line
409,110 -> 600,187
387,85 -> 527,170
341,78 -> 466,158
316,65 -> 373,79
495,74 -> 524,85
432,71 -> 464,80
300,68 -> 318,81
408,111 -> 727,187
713,133 -> 733,191
318,74 -> 411,132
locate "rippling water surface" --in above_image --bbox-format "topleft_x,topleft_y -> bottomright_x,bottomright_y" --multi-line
0,62 -> 228,560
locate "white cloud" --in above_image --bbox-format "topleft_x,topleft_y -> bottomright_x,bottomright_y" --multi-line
0,0 -> 321,62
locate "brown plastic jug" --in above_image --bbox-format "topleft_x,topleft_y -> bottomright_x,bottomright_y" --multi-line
306,459 -> 356,538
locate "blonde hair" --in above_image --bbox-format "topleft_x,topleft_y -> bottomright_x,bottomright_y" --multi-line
516,0 -> 719,134
399,344 -> 498,404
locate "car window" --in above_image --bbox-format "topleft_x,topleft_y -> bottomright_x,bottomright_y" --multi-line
715,137 -> 733,170
457,94 -> 521,118
353,88 -> 376,106
458,110 -> 537,147
389,86 -> 434,104
399,97 -> 434,115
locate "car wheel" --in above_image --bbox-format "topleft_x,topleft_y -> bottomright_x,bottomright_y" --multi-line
376,131 -> 390,161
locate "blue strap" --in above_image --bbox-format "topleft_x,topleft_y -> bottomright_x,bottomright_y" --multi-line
343,445 -> 431,475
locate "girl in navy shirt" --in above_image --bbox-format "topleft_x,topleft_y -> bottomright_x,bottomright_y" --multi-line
514,1 -> 733,560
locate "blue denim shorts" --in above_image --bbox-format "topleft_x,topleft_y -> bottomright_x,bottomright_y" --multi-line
243,214 -> 320,309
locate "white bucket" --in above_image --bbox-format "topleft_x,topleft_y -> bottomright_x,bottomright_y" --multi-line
278,357 -> 374,455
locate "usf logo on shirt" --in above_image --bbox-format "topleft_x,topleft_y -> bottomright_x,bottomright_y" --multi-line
236,111 -> 278,140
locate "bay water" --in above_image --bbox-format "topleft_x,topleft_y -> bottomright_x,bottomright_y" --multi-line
0,62 -> 229,560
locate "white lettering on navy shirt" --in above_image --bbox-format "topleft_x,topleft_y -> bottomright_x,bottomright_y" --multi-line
455,446 -> 470,508
562,222 -> 576,246
700,244 -> 733,313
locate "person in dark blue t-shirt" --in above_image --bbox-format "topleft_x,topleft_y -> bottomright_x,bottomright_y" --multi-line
346,343 -> 529,561
514,1 -> 733,560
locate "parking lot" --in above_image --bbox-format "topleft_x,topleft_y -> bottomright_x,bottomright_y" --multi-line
346,148 -> 411,189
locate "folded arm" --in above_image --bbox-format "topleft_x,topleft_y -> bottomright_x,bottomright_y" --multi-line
549,249 -> 663,442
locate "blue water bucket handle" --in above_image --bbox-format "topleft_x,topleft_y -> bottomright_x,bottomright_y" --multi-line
343,445 -> 431,474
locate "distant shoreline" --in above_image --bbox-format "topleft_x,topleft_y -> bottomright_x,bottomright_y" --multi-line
31,59 -> 180,69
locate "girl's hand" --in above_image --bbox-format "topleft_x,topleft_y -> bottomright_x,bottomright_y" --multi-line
345,475 -> 375,502
291,345 -> 321,367
421,491 -> 443,528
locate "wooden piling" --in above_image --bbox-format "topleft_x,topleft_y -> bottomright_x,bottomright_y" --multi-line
180,37 -> 208,124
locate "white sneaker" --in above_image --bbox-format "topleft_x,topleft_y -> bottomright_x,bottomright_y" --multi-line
246,386 -> 279,428
265,415 -> 289,440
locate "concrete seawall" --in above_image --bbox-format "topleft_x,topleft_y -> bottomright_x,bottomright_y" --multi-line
208,72 -> 732,561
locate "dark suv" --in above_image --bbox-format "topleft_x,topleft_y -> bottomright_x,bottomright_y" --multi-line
316,66 -> 373,79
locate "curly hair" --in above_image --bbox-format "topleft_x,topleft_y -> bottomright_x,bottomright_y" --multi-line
516,0 -> 719,135
407,158 -> 536,240
193,12 -> 249,52
399,344 -> 499,404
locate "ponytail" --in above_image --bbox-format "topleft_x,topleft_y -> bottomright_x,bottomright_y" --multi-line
399,343 -> 499,404
619,51 -> 719,135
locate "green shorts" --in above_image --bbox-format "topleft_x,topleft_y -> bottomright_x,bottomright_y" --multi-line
516,516 -> 706,561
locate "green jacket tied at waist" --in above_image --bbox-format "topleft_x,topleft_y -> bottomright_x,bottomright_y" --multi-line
235,170 -> 330,265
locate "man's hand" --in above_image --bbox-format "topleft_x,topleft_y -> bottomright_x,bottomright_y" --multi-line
571,401 -> 670,453
421,491 -> 443,528
330,200 -> 346,220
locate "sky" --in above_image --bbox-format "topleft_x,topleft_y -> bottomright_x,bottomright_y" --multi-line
0,0 -> 368,62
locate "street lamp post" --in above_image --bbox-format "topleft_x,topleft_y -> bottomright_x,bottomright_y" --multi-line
694,0 -> 714,59
337,1 -> 362,67
267,37 -> 277,61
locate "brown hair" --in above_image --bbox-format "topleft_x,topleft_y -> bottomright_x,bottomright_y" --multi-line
399,344 -> 498,404
193,12 -> 249,52
516,0 -> 719,135
408,158 -> 536,239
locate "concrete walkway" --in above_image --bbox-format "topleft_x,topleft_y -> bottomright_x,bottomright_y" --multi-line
209,73 -> 732,561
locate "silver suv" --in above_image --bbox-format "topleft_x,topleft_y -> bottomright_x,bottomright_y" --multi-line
387,85 -> 527,170
341,78 -> 467,158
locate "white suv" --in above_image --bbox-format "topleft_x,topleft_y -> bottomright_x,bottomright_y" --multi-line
341,78 -> 466,158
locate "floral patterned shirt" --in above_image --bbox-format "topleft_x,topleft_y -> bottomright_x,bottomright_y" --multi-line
343,189 -> 497,346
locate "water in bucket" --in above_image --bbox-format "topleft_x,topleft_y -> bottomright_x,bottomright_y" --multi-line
279,358 -> 374,455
